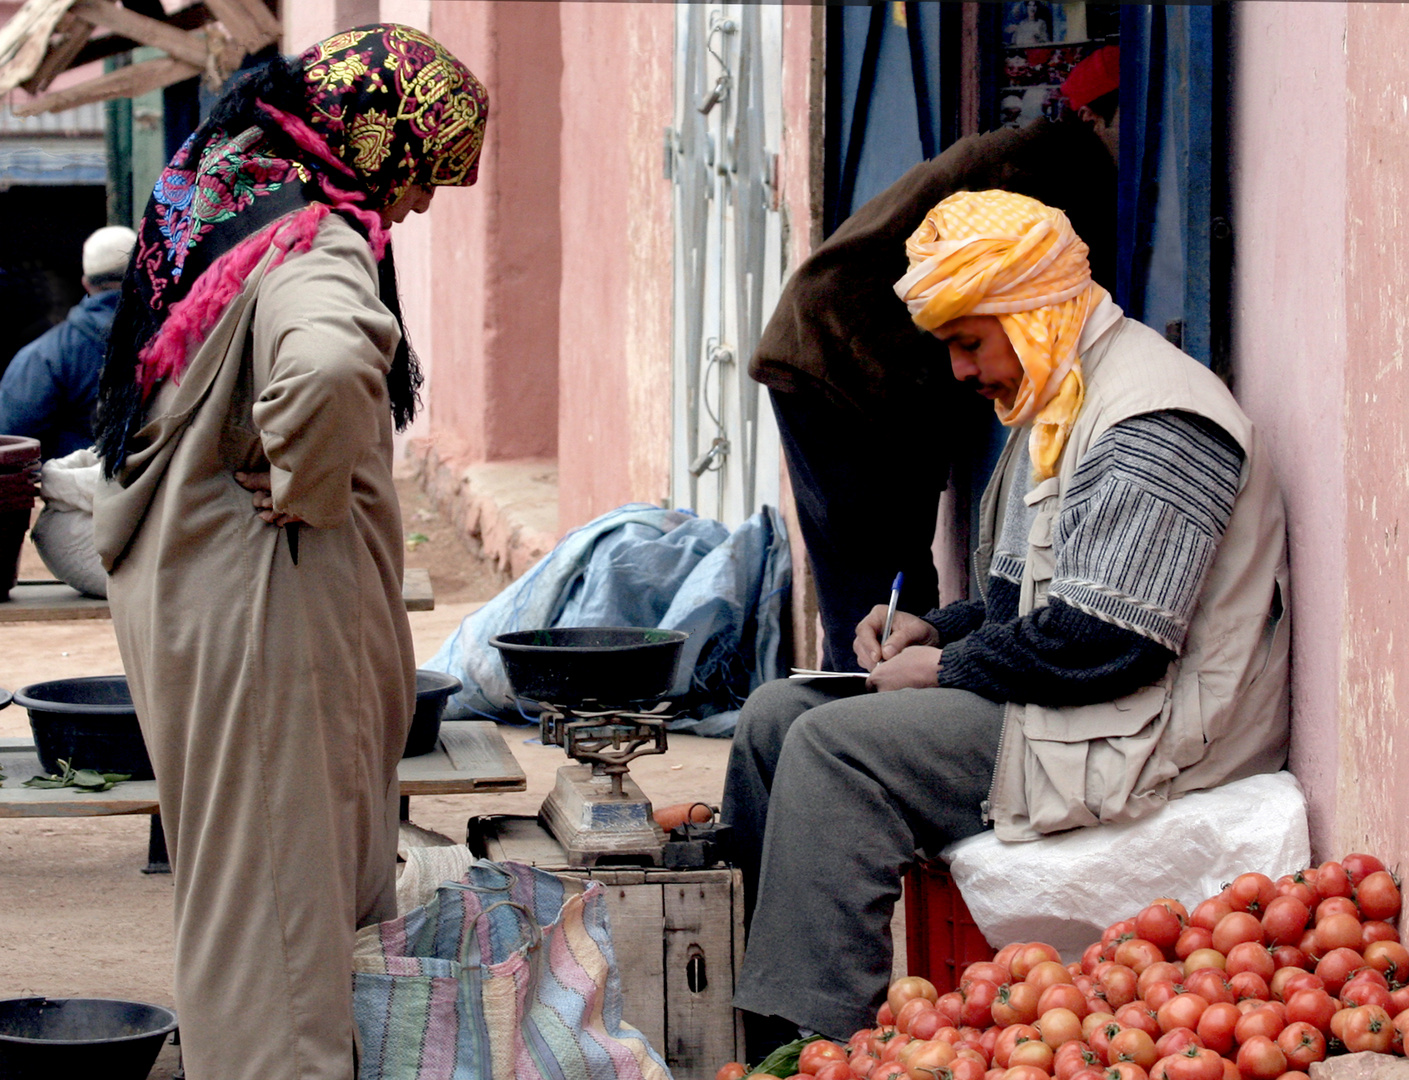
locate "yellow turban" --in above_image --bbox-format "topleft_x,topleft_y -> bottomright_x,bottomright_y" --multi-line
892,190 -> 1108,479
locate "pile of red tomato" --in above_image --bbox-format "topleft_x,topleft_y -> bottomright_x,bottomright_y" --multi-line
719,853 -> 1405,1080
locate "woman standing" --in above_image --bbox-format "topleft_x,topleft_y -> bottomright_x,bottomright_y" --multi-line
92,25 -> 487,1080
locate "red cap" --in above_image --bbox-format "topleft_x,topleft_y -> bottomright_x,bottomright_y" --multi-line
1061,45 -> 1119,111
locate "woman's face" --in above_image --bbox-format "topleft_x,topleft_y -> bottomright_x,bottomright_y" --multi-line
932,315 -> 1025,408
379,183 -> 436,228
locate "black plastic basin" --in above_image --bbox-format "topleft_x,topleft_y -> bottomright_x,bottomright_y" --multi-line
405,669 -> 463,757
489,627 -> 689,707
14,675 -> 152,780
0,997 -> 177,1080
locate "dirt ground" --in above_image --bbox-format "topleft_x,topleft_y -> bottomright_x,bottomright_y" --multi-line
0,478 -> 744,1078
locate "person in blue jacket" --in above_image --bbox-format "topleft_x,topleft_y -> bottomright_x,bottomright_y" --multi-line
0,225 -> 137,458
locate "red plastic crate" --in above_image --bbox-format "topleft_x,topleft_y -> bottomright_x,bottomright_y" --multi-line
904,860 -> 995,992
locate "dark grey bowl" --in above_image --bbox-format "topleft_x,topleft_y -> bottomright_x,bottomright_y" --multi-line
14,676 -> 152,780
0,997 -> 177,1080
405,669 -> 463,757
489,627 -> 689,708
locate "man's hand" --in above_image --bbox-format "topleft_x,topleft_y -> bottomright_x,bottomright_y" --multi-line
853,605 -> 939,671
866,645 -> 943,692
234,471 -> 305,527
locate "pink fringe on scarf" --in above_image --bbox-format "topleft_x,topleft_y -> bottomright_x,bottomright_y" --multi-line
136,105 -> 393,391
136,203 -> 330,390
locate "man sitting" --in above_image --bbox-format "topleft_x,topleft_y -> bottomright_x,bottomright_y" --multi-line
723,190 -> 1290,1046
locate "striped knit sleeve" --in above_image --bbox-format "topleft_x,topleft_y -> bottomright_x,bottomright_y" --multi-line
1049,410 -> 1244,653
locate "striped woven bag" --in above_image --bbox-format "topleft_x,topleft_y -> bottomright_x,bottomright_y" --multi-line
352,859 -> 672,1080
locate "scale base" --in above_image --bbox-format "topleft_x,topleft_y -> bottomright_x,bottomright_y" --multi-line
538,764 -> 666,867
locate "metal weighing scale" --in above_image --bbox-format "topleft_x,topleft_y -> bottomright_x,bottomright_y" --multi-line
489,627 -> 688,867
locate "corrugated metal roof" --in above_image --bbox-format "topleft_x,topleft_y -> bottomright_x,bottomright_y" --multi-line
0,100 -> 104,136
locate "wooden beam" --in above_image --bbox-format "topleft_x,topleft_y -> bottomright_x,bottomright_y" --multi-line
202,0 -> 277,54
0,0 -> 75,96
20,10 -> 93,96
68,0 -> 210,70
12,54 -> 201,116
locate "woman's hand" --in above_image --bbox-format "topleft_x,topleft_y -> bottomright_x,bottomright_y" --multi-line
866,645 -> 943,693
234,471 -> 305,527
853,605 -> 939,671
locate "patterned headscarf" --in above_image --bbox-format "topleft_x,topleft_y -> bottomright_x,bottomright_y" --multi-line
893,190 -> 1107,479
97,24 -> 488,474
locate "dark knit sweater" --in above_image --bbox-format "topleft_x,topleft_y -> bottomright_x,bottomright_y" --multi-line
922,410 -> 1244,706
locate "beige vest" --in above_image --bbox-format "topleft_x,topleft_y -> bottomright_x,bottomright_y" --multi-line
981,316 -> 1291,841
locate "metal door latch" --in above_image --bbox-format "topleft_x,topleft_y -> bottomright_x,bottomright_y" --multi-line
689,437 -> 730,476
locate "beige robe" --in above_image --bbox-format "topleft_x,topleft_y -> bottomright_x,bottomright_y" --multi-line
94,213 -> 415,1080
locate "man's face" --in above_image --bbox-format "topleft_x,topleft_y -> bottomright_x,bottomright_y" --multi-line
932,315 -> 1025,408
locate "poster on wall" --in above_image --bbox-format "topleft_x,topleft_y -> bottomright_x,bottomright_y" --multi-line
999,2 -> 1118,128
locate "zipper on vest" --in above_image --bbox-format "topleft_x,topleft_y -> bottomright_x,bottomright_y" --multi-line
981,706 -> 1010,826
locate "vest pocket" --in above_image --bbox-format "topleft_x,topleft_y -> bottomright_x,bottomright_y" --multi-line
1022,477 -> 1062,608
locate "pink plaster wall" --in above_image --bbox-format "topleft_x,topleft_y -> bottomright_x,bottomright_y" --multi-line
1337,4 -> 1409,871
1230,4 -> 1347,858
424,1 -> 561,467
555,3 -> 674,531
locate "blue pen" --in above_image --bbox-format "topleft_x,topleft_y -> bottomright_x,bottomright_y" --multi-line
880,571 -> 904,653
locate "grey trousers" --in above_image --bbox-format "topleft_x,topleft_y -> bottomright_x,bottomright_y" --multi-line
722,678 -> 1003,1037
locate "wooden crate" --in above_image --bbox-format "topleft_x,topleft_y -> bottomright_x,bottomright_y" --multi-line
471,815 -> 745,1080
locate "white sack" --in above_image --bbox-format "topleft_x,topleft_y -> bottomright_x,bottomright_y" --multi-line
31,447 -> 106,598
939,771 -> 1311,961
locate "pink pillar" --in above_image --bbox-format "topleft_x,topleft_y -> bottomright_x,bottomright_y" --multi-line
555,3 -> 675,531
423,1 -> 561,467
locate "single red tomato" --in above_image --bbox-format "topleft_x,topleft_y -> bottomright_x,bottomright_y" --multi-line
1039,982 -> 1090,1019
1162,1045 -> 1223,1080
964,962 -> 1014,989
1269,945 -> 1310,972
1355,870 -> 1401,922
1004,1066 -> 1053,1080
960,979 -> 1000,1029
992,981 -> 1041,1028
1026,960 -> 1076,992
895,997 -> 934,1035
880,1032 -> 913,1063
1315,862 -> 1353,900
870,1025 -> 901,1056
798,1040 -> 849,1075
1143,981 -> 1180,1012
890,976 -> 940,1019
1115,1002 -> 1161,1039
1157,993 -> 1210,1036
994,943 -> 1024,971
1227,873 -> 1276,915
1341,853 -> 1386,887
1233,1006 -> 1284,1044
1136,904 -> 1187,954
937,993 -> 965,1027
909,1007 -> 944,1042
1314,946 -> 1365,996
1259,896 -> 1311,949
714,1063 -> 746,1080
1116,939 -> 1168,975
1211,912 -> 1262,955
1007,1039 -> 1054,1073
1182,950 -> 1226,977
878,1002 -> 897,1027
1082,942 -> 1108,976
872,1062 -> 909,1080
1174,928 -> 1213,963
813,1062 -> 851,1080
1315,911 -> 1363,954
950,1057 -> 990,1080
1341,977 -> 1394,1011
1183,968 -> 1235,1005
1108,1029 -> 1158,1069
992,1024 -> 1040,1068
1139,963 -> 1187,999
1153,1028 -> 1203,1060
1189,899 -> 1233,933
1275,875 -> 1316,908
1011,943 -> 1062,980
1107,1062 -> 1150,1080
1271,967 -> 1324,1002
1390,986 -> 1409,1015
1226,971 -> 1269,1003
1340,1003 -> 1395,1053
1283,987 -> 1338,1034
1036,1007 -> 1084,1049
1275,1020 -> 1326,1069
1194,1001 -> 1241,1056
897,1036 -> 954,1075
1053,1040 -> 1100,1080
1361,920 -> 1401,948
1096,964 -> 1140,1010
1234,1035 -> 1286,1080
